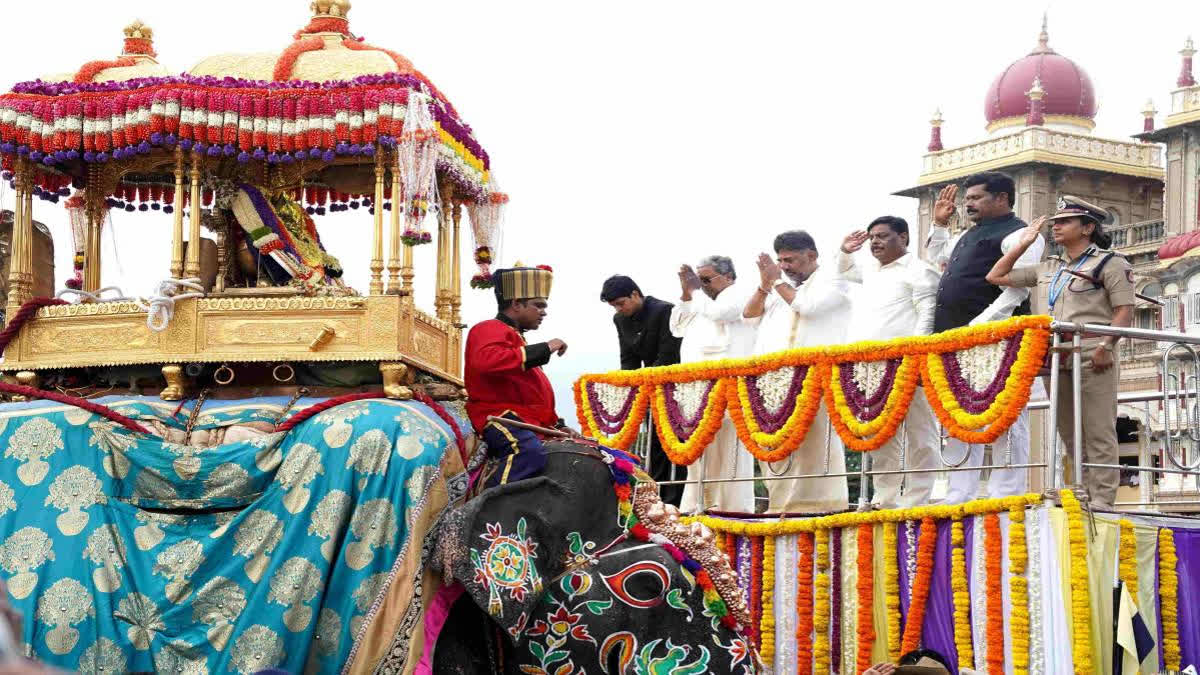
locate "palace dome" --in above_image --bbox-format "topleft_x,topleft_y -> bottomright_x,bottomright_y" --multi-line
983,18 -> 1097,135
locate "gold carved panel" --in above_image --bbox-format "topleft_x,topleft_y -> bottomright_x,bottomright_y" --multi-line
26,319 -> 158,357
201,317 -> 364,351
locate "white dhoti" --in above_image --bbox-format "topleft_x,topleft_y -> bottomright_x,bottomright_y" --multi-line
680,418 -> 755,514
758,408 -> 848,513
870,390 -> 939,508
942,408 -> 1030,503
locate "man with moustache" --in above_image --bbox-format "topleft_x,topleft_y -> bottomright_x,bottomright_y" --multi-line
839,217 -> 941,508
744,230 -> 852,512
601,274 -> 684,504
926,172 -> 1044,503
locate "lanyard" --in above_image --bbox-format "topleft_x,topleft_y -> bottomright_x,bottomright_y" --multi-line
1048,253 -> 1091,309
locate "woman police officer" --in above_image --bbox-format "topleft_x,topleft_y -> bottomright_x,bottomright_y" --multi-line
986,196 -> 1135,509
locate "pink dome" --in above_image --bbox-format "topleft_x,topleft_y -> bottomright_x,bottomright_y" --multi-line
983,21 -> 1097,125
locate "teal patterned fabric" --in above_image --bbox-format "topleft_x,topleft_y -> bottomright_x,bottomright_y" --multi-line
0,395 -> 464,673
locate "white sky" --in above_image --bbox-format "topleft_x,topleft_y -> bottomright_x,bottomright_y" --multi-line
3,0 -> 1199,418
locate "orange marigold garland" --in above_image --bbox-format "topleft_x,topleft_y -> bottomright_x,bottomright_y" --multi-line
796,532 -> 815,675
855,523 -> 876,675
574,378 -> 649,450
951,515 -> 974,670
1160,528 -> 1180,672
901,516 -> 938,655
827,357 -> 921,452
650,378 -> 730,466
983,513 -> 1005,675
883,522 -> 901,662
727,363 -> 827,462
814,528 -> 831,675
1061,489 -> 1093,675
1008,506 -> 1030,675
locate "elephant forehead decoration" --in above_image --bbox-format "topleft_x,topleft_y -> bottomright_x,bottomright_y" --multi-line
469,517 -> 543,618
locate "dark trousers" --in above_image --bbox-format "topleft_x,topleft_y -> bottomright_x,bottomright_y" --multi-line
646,431 -> 682,506
480,413 -> 547,488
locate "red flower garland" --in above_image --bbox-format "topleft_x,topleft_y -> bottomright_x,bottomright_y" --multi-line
797,532 -> 815,675
274,37 -> 326,82
750,536 -> 764,649
73,57 -> 139,85
856,523 -> 876,675
984,513 -> 1005,675
901,516 -> 938,654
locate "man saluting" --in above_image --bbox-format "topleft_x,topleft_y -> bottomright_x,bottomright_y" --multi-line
465,264 -> 570,488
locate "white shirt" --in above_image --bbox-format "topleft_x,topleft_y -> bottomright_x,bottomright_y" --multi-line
747,265 -> 851,353
669,284 -> 757,362
838,250 -> 940,341
925,223 -> 1045,325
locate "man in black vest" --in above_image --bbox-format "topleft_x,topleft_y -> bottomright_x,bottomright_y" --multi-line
926,172 -> 1044,503
601,275 -> 683,505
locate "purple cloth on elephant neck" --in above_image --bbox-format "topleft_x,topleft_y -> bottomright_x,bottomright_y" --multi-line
1172,528 -> 1200,670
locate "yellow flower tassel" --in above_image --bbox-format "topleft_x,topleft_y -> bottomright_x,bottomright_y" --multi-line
1061,489 -> 1093,675
1160,527 -> 1180,672
760,535 -> 776,664
884,521 -> 901,663
1008,506 -> 1030,675
1117,519 -> 1138,601
814,528 -> 831,675
951,515 -> 973,671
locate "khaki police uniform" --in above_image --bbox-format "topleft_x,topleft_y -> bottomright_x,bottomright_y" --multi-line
1009,242 -> 1135,507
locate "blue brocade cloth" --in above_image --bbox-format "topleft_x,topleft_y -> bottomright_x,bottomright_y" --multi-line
0,395 -> 466,673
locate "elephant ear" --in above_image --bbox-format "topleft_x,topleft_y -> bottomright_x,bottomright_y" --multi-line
453,476 -> 572,638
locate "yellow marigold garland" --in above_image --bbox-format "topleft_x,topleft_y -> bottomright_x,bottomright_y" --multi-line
814,528 -> 831,675
951,515 -> 974,671
760,534 -> 776,664
1160,527 -> 1180,672
827,357 -> 921,452
649,378 -> 730,466
728,363 -> 827,462
884,521 -> 901,662
1008,506 -> 1030,675
1061,489 -> 1093,675
1118,519 -> 1138,601
574,378 -> 649,450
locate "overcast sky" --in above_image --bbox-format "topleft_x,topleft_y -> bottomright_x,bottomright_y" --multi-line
3,0 -> 1200,418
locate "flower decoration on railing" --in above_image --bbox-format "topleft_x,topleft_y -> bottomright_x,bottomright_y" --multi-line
574,316 -> 1051,460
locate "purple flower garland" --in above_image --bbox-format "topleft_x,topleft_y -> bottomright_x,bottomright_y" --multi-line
743,365 -> 807,434
838,359 -> 900,422
939,335 -> 1022,414
662,380 -> 716,439
831,527 -> 842,672
585,381 -> 638,435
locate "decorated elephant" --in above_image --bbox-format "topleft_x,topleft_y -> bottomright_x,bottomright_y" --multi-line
434,440 -> 758,674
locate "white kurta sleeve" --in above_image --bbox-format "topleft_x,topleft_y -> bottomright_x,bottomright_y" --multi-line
924,225 -> 953,269
968,229 -> 1045,326
788,273 -> 850,317
668,301 -> 694,339
836,250 -> 863,284
695,289 -> 747,323
910,260 -> 940,335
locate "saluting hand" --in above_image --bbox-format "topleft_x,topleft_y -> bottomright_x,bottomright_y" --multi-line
933,184 -> 958,226
841,230 -> 869,254
1019,216 -> 1047,249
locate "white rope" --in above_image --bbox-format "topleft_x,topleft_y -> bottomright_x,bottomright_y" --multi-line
135,278 -> 205,332
55,286 -> 133,303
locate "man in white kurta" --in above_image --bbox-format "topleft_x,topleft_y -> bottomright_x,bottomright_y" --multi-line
669,256 -> 758,513
925,178 -> 1045,503
838,217 -> 941,508
744,231 -> 851,513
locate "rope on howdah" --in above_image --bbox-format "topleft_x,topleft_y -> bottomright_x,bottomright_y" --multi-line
0,297 -> 68,356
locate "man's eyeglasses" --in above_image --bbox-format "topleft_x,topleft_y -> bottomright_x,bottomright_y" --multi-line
699,276 -> 718,285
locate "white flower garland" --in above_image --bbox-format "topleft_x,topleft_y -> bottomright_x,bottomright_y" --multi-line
672,380 -> 711,421
905,519 -> 918,607
592,382 -> 634,418
971,515 -> 988,672
1027,507 -> 1045,675
756,366 -> 796,415
851,360 -> 887,399
957,341 -> 1006,391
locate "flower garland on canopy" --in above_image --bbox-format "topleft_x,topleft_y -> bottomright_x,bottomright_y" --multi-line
796,532 -> 814,675
575,316 -> 1051,456
1160,528 -> 1180,672
884,521 -> 902,662
951,515 -> 974,671
901,516 -> 937,655
1008,505 -> 1030,675
1061,489 -> 1093,675
574,379 -> 649,449
856,523 -> 876,675
1118,519 -> 1139,600
983,513 -> 1005,675
814,528 -> 831,675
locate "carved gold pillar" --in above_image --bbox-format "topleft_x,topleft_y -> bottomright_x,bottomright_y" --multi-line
451,200 -> 463,325
21,182 -> 33,300
83,203 -> 102,293
434,182 -> 454,321
185,152 -> 202,279
170,148 -> 185,279
387,155 -> 403,294
369,154 -> 385,295
5,161 -> 28,321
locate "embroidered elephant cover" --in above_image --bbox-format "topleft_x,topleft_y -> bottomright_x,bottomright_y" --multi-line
0,395 -> 461,673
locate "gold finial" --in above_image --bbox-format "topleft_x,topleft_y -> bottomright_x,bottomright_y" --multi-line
123,19 -> 153,41
1183,36 -> 1197,58
930,108 -> 944,127
1033,12 -> 1052,54
1143,98 -> 1158,117
310,0 -> 351,19
1026,76 -> 1046,100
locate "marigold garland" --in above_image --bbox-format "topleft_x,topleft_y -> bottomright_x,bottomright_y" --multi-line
827,357 -> 921,452
761,535 -> 777,664
856,523 -> 876,675
883,521 -> 901,662
796,532 -> 814,675
1118,519 -> 1139,601
750,536 -> 764,649
901,516 -> 937,655
728,363 -> 827,462
1008,506 -> 1030,675
1061,489 -> 1093,675
651,378 -> 730,466
1160,527 -> 1180,672
574,378 -> 649,450
951,515 -> 974,671
814,529 -> 831,675
983,513 -> 1005,675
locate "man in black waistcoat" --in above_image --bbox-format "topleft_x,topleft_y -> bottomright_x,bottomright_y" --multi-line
925,172 -> 1044,503
601,275 -> 684,505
